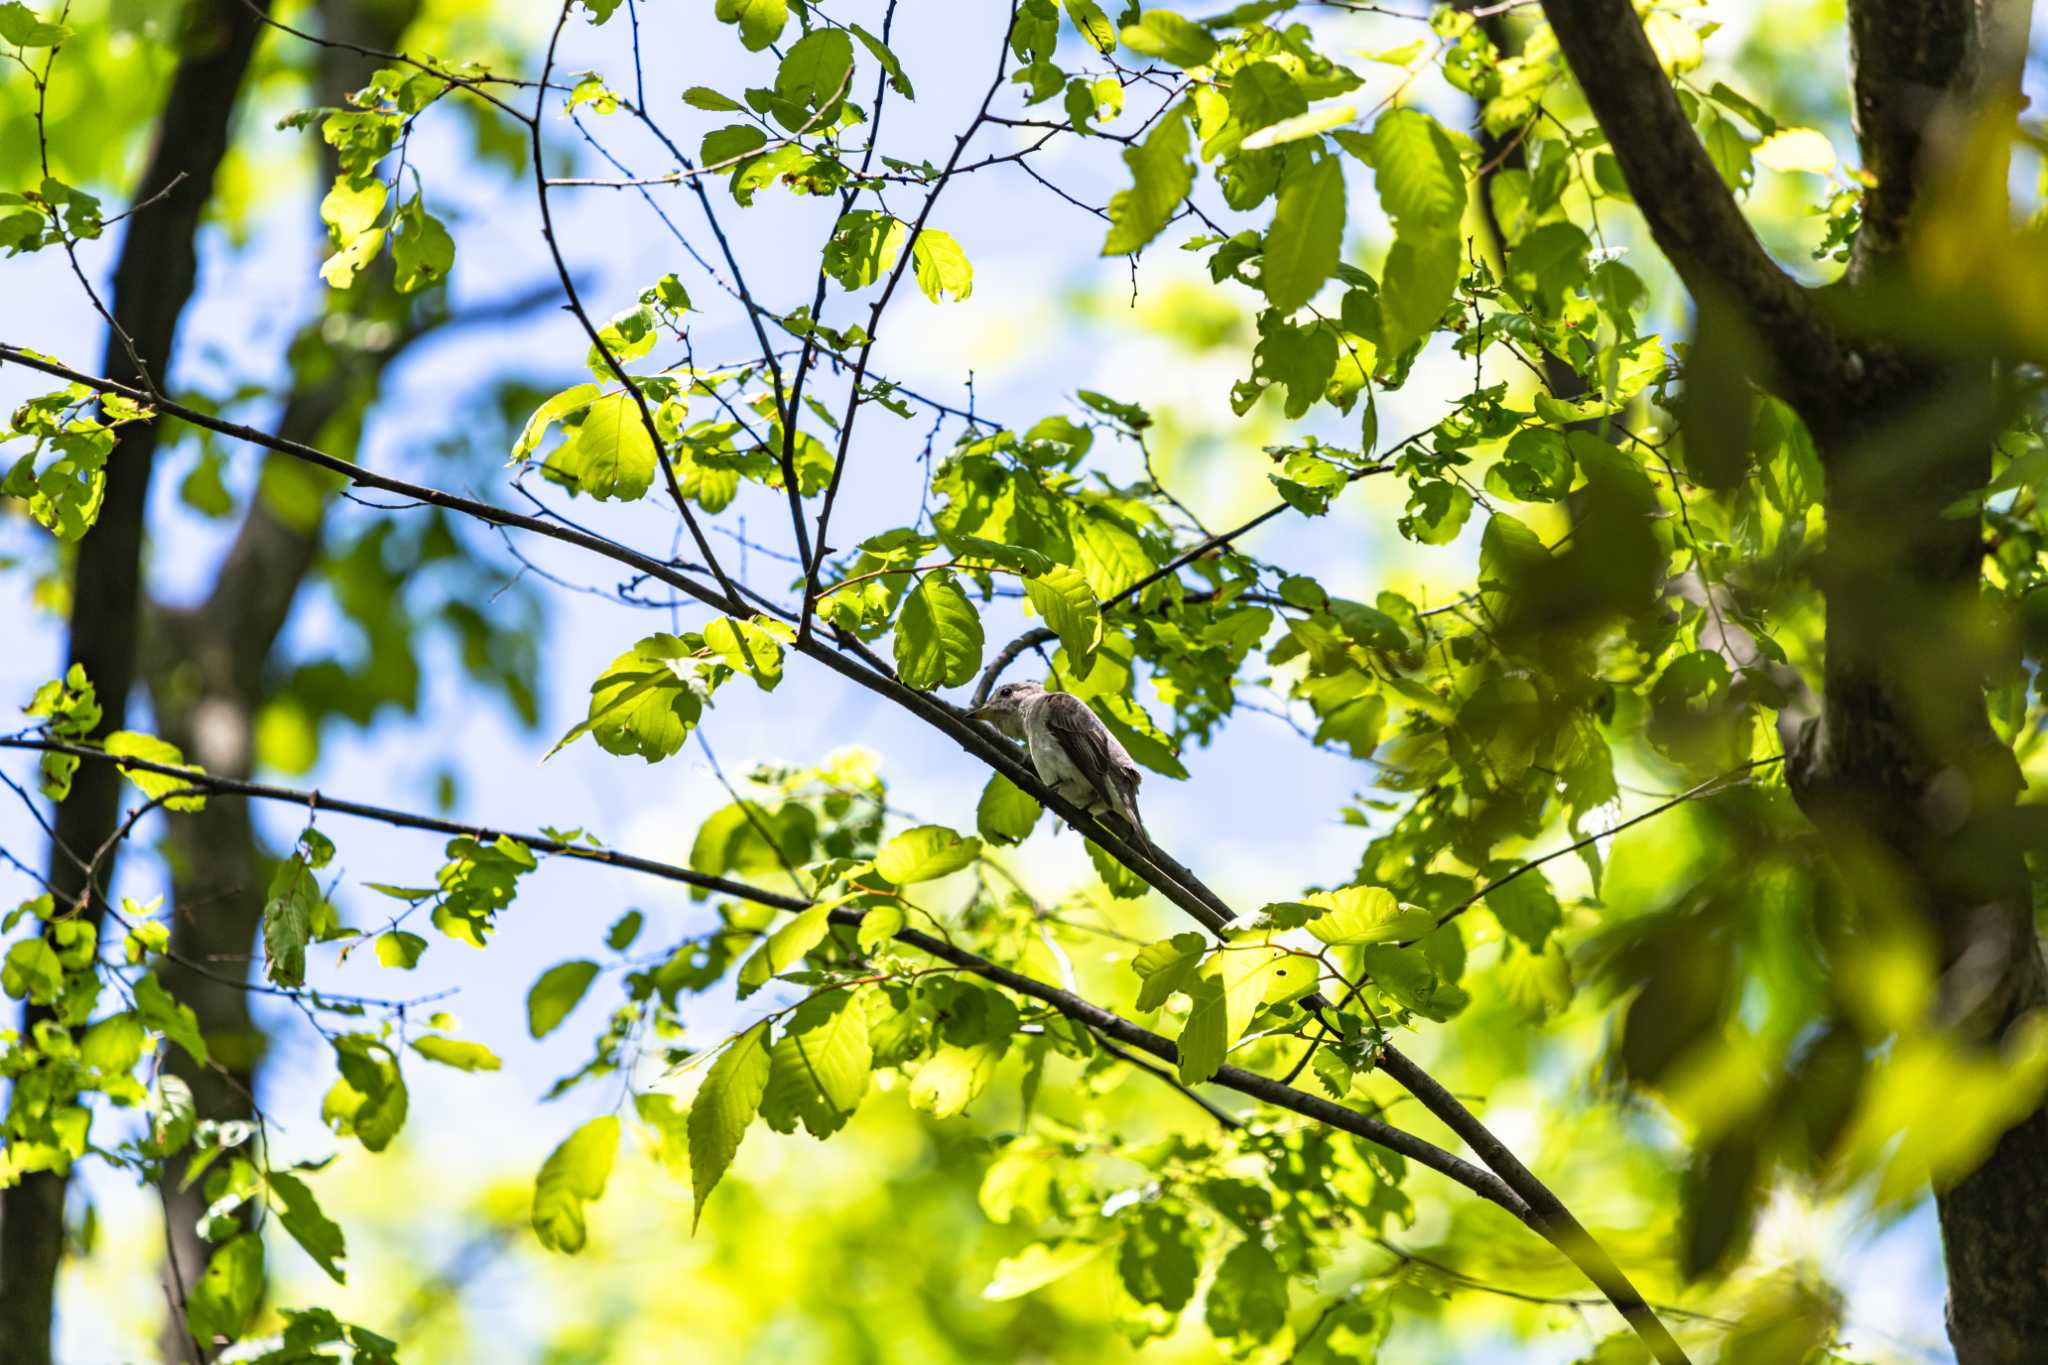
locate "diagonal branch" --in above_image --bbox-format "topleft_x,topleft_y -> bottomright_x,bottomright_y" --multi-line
1,735 -> 1516,1215
1536,0 -> 1843,404
0,350 -> 1688,1360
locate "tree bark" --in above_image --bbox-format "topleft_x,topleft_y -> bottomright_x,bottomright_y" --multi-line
143,4 -> 421,1357
1537,0 -> 2048,1355
0,6 -> 268,1362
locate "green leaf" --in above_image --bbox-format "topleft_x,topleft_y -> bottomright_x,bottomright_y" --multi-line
1487,872 -> 1562,951
187,1233 -> 264,1347
908,1039 -> 1007,1118
983,1239 -> 1108,1300
1118,1204 -> 1200,1310
713,0 -> 786,50
390,195 -> 454,293
135,971 -> 207,1065
683,86 -> 746,112
875,824 -> 981,883
1120,10 -> 1216,67
261,855 -> 316,988
268,1171 -> 347,1284
528,960 -> 601,1039
1367,108 -> 1464,231
532,1114 -> 620,1254
1262,154 -> 1346,313
1024,564 -> 1103,679
1379,227 -> 1460,358
2,937 -> 61,1005
911,229 -> 973,302
761,988 -> 872,1138
1132,932 -> 1207,1012
702,614 -> 791,690
850,24 -> 914,97
1063,0 -> 1116,53
975,771 -> 1042,845
104,731 -> 206,811
1205,1239 -> 1289,1342
374,930 -> 425,970
410,1034 -> 502,1071
558,634 -> 708,761
688,1021 -> 773,1228
1103,102 -> 1193,255
0,3 -> 71,46
1292,885 -> 1433,945
823,210 -> 908,289
325,1035 -> 408,1152
855,902 -> 904,952
553,392 -> 657,501
606,910 -> 644,952
894,573 -> 984,689
81,1011 -> 144,1074
736,903 -> 833,998
1176,941 -> 1286,1084
774,28 -> 854,112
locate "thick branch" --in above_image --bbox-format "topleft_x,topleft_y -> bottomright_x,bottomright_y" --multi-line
1536,0 -> 1842,405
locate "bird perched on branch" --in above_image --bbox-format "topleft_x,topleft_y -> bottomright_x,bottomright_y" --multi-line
969,681 -> 1147,839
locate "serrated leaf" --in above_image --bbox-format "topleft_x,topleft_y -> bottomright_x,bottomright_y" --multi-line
1120,10 -> 1215,67
1175,942 -> 1286,1084
1103,101 -> 1193,255
850,23 -> 914,97
911,229 -> 973,302
975,771 -> 1042,845
761,989 -> 872,1138
104,731 -> 206,811
1379,227 -> 1460,358
527,960 -> 600,1039
1296,885 -> 1434,945
1023,564 -> 1102,679
187,1233 -> 263,1346
553,392 -> 657,501
736,903 -> 832,997
269,1171 -> 347,1284
1367,108 -> 1464,231
714,0 -> 786,50
532,1115 -> 620,1254
875,824 -> 981,883
689,1022 -> 772,1228
894,574 -> 983,689
1132,932 -> 1207,1012
1262,154 -> 1346,313
512,383 -> 600,460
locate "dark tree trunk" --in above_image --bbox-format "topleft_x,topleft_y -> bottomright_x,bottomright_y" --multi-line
143,3 -> 421,1357
1536,0 -> 2048,1354
0,6 -> 269,1362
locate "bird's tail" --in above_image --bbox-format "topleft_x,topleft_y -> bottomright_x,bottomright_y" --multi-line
1116,785 -> 1147,844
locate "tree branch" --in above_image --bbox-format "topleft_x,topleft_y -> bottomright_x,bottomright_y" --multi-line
1536,0 -> 1843,406
1,736 -> 1520,1217
0,352 -> 1689,1358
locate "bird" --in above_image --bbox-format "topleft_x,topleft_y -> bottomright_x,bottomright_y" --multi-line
968,681 -> 1147,840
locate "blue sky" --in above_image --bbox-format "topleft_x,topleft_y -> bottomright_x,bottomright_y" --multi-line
0,2 -> 1982,1359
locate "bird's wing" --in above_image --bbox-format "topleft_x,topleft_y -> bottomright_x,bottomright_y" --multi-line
1041,693 -> 1145,833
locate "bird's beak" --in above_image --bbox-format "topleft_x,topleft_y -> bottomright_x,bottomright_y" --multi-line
966,704 -> 996,723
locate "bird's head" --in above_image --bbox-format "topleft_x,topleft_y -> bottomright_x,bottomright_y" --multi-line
968,680 -> 1043,738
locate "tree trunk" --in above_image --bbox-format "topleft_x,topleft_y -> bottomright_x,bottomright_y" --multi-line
144,4 -> 421,1357
1793,354 -> 2048,1361
0,6 -> 268,1362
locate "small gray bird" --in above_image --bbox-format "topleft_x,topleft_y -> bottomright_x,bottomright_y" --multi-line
969,681 -> 1146,839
